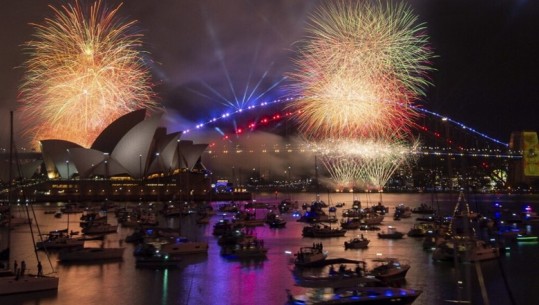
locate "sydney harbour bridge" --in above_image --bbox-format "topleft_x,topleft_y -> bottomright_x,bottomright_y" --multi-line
0,96 -> 534,201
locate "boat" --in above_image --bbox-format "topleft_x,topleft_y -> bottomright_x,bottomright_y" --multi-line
377,226 -> 404,239
212,219 -> 241,236
432,192 -> 500,262
344,235 -> 370,249
368,258 -> 410,284
36,229 -> 85,250
297,201 -> 331,223
394,204 -> 412,220
359,225 -> 380,231
0,271 -> 60,295
58,246 -> 125,262
0,112 -> 59,295
302,224 -> 347,238
81,223 -> 118,235
407,223 -> 436,238
220,238 -> 268,259
370,202 -> 389,215
516,233 -> 539,242
285,287 -> 422,305
340,218 -> 361,230
291,262 -> 378,288
79,212 -> 107,228
359,213 -> 384,225
266,212 -> 287,228
268,217 -> 287,228
495,224 -> 525,240
135,250 -> 182,269
432,237 -> 500,262
294,245 -> 328,268
217,229 -> 255,247
60,203 -> 84,214
411,203 -> 435,214
149,237 -> 209,255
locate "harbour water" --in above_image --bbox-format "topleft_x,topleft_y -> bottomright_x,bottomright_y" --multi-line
2,192 -> 538,305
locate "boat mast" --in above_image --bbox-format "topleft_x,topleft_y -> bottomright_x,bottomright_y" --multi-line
6,111 -> 13,268
314,155 -> 320,202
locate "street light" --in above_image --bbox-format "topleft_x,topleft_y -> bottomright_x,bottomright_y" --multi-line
139,154 -> 143,181
66,160 -> 70,180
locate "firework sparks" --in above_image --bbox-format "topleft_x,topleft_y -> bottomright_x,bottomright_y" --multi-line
19,0 -> 158,148
289,0 -> 433,140
315,137 -> 419,190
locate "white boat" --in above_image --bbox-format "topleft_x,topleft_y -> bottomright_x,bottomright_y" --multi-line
59,247 -> 125,262
369,258 -> 411,284
0,112 -> 59,295
294,245 -> 328,267
0,274 -> 59,295
36,233 -> 85,250
152,237 -> 209,255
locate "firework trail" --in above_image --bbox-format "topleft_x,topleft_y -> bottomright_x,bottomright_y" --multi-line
19,0 -> 158,148
316,136 -> 419,191
288,0 -> 433,140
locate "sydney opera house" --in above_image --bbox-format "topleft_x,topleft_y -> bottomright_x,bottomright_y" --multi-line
2,109 -> 223,203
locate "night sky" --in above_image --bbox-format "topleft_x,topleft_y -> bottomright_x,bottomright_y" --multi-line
1,0 -> 538,149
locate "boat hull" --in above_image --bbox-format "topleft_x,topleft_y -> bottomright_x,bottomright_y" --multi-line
161,241 -> 209,255
287,287 -> 421,305
135,257 -> 182,269
59,247 -> 125,262
0,275 -> 59,295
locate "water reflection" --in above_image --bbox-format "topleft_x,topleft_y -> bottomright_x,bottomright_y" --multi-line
1,193 -> 538,305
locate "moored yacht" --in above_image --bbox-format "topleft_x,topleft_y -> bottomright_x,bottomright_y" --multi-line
302,224 -> 346,238
58,247 -> 125,262
344,235 -> 370,249
0,272 -> 59,295
294,245 -> 328,268
432,237 -> 499,262
149,237 -> 209,255
285,287 -> 422,305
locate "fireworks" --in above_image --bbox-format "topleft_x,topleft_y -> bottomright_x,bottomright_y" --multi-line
287,0 -> 433,191
316,137 -> 419,190
289,0 -> 433,140
19,0 -> 158,148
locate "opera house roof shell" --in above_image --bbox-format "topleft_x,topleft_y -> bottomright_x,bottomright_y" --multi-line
36,109 -> 208,180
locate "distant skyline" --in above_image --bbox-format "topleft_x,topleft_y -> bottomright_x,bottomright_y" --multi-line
1,0 -> 538,149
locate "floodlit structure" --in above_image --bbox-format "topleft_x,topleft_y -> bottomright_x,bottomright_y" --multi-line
0,109 -> 217,203
39,109 -> 207,180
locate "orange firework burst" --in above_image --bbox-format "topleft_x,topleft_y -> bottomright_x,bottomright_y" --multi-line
288,0 -> 434,140
19,0 -> 158,148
